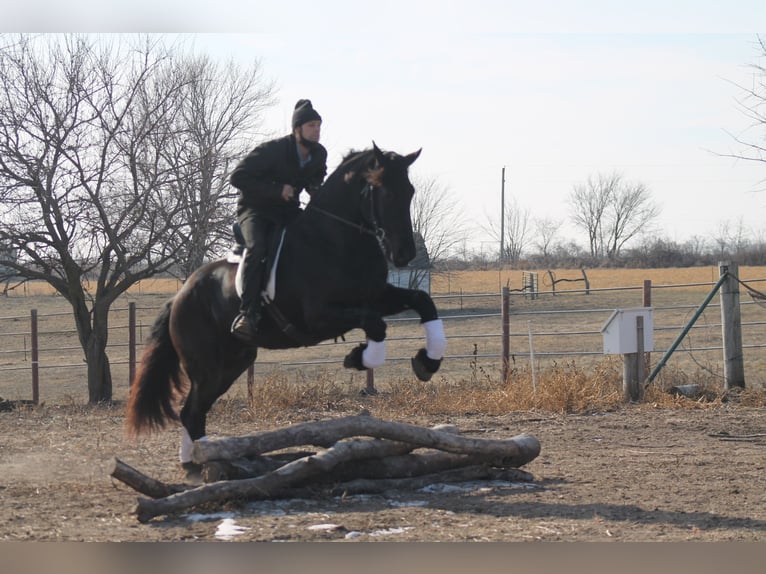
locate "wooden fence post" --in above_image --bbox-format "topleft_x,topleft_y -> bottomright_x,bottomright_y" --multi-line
31,309 -> 39,405
623,315 -> 644,402
719,261 -> 745,389
581,267 -> 590,295
643,279 -> 652,377
247,363 -> 254,403
128,302 -> 136,386
366,369 -> 376,395
502,286 -> 510,382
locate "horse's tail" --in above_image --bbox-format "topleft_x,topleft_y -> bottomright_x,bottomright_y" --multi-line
125,298 -> 185,438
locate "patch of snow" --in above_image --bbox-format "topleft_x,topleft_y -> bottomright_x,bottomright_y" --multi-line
184,511 -> 236,523
389,499 -> 428,508
307,523 -> 343,531
369,526 -> 414,537
214,518 -> 250,541
418,480 -> 537,494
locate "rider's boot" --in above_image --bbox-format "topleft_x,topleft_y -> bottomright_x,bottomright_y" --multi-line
231,309 -> 262,342
231,263 -> 265,343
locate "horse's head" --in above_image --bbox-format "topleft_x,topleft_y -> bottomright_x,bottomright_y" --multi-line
311,143 -> 422,267
362,142 -> 421,267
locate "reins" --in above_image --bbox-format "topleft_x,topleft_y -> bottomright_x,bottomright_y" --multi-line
304,182 -> 389,255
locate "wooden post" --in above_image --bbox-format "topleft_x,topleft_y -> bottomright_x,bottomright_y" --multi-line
247,363 -> 255,403
31,309 -> 39,405
643,279 -> 651,377
580,268 -> 590,295
547,270 -> 556,296
719,261 -> 745,389
501,286 -> 510,382
623,315 -> 644,402
128,302 -> 136,386
365,369 -> 376,395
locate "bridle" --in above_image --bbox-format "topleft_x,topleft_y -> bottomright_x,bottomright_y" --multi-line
305,181 -> 390,256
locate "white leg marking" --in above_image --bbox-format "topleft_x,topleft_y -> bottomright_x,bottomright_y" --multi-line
362,339 -> 386,369
424,319 -> 447,360
179,427 -> 194,464
179,429 -> 207,464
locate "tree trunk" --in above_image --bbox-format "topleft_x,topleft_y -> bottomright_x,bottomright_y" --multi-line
69,289 -> 115,404
86,338 -> 113,403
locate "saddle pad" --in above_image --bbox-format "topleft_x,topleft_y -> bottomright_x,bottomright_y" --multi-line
232,229 -> 286,302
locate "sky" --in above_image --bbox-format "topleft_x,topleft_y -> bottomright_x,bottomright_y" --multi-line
6,1 -> 766,254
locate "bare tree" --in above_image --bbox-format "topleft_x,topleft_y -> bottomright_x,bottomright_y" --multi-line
532,216 -> 563,264
0,34 -> 274,402
727,36 -> 766,172
603,180 -> 660,260
165,54 -> 275,276
713,218 -> 751,257
408,174 -> 466,287
568,172 -> 618,259
483,196 -> 532,265
569,172 -> 659,261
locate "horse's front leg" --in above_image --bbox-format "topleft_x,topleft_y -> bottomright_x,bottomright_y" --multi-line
304,304 -> 389,371
340,308 -> 389,371
371,284 -> 447,381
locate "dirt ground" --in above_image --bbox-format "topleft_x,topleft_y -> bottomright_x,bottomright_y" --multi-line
1,399 -> 766,543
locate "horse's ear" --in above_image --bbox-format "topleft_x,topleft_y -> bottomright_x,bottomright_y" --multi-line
403,148 -> 422,167
372,141 -> 385,165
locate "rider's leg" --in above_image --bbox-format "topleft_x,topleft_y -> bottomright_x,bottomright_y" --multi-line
232,212 -> 271,338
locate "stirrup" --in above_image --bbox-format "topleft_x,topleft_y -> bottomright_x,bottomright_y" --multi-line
231,313 -> 256,340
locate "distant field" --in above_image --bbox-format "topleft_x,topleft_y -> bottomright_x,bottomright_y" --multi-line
6,264 -> 759,297
433,265 -> 760,294
1,264 -> 765,404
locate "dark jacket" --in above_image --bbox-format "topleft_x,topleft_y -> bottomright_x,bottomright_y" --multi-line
231,134 -> 328,220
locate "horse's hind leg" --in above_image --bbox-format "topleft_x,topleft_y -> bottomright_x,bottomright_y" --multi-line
178,370 -> 241,481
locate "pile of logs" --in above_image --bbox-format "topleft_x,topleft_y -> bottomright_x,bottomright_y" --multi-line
112,415 -> 541,523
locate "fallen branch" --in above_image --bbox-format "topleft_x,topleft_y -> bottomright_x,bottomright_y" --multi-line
192,415 -> 539,465
110,458 -> 187,499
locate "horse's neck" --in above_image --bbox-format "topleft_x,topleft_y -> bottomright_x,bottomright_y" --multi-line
298,184 -> 380,256
307,185 -> 364,226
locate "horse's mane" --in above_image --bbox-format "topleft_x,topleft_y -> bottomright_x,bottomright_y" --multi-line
322,148 -> 374,188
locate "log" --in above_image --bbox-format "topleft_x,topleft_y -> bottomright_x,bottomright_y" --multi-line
192,415 -> 540,466
330,465 -> 536,495
110,458 -> 187,499
201,424 -> 459,482
202,451 -> 313,483
328,450 -> 520,482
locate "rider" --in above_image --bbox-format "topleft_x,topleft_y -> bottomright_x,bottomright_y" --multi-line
229,99 -> 328,342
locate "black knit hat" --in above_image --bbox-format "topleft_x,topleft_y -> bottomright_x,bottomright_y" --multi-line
292,99 -> 322,129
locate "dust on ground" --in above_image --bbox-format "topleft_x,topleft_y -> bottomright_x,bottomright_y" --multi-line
1,401 -> 765,541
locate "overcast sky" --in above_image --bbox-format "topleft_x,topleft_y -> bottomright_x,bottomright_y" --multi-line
7,1 -> 766,253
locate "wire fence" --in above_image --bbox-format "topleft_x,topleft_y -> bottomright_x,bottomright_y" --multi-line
2,272 -> 766,404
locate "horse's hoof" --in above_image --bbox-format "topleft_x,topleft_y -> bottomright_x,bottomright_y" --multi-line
411,348 -> 441,382
343,343 -> 367,371
181,462 -> 204,484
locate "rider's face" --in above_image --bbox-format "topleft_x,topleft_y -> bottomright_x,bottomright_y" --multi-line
297,120 -> 321,144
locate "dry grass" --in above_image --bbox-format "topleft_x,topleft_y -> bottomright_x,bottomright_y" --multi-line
210,355 -> 766,428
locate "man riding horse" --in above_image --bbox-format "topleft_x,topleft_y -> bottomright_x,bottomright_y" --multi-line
230,99 -> 328,342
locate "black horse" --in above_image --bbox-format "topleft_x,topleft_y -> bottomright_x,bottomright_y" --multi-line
126,144 -> 447,474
